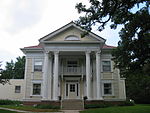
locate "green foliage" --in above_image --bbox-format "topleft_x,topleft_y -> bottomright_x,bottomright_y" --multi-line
0,56 -> 25,81
85,103 -> 111,109
13,56 -> 25,79
119,100 -> 135,106
0,100 -> 22,105
34,104 -> 60,109
76,0 -> 149,31
85,100 -> 135,109
125,73 -> 150,104
0,62 -> 9,84
76,0 -> 150,104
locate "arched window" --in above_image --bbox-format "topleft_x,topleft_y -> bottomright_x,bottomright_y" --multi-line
65,35 -> 80,41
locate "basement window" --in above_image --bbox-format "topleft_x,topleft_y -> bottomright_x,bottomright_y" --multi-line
15,86 -> 21,93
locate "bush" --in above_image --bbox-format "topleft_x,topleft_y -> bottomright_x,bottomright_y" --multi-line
34,104 -> 60,109
84,100 -> 135,109
0,99 -> 22,105
85,103 -> 111,109
119,100 -> 135,106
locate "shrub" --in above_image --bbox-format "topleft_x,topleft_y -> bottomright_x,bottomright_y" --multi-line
0,99 -> 22,105
85,103 -> 111,109
119,100 -> 135,106
34,104 -> 60,109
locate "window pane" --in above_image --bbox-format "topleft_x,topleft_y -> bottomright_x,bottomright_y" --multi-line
102,61 -> 111,72
67,61 -> 78,67
70,84 -> 75,92
33,84 -> 41,95
15,86 -> 21,93
34,60 -> 42,71
104,83 -> 112,95
34,62 -> 42,65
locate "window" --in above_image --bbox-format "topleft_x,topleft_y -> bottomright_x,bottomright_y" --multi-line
104,83 -> 112,95
70,84 -> 75,92
67,61 -> 78,67
33,83 -> 41,95
102,61 -> 111,72
34,60 -> 42,71
65,35 -> 79,41
15,86 -> 21,93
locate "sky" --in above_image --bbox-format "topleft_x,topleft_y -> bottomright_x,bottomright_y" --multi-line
0,0 -> 121,68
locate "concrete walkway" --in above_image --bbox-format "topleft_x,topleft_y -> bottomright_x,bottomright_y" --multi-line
61,110 -> 80,113
0,107 -> 80,113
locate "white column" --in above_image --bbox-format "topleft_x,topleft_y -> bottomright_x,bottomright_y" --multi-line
53,51 -> 59,100
42,51 -> 49,99
47,52 -> 52,100
85,51 -> 91,100
96,51 -> 103,100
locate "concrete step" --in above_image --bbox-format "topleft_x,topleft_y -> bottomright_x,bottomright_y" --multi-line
61,99 -> 84,110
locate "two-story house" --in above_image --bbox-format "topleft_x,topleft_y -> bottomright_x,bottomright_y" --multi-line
21,22 -> 126,109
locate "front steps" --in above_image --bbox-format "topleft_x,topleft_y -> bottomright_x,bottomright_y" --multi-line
61,99 -> 84,110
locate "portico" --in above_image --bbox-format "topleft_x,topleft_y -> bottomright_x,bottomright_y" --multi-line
42,49 -> 103,100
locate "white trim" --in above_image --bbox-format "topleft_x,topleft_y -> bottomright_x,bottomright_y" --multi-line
65,81 -> 80,99
102,80 -> 114,96
33,58 -> 44,72
30,80 -> 42,97
101,59 -> 112,73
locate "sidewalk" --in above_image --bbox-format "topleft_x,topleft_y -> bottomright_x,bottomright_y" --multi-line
61,110 -> 80,113
0,107 -> 80,113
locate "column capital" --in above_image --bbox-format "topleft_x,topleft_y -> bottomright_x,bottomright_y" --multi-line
96,50 -> 101,55
85,50 -> 91,55
54,51 -> 59,55
45,51 -> 49,54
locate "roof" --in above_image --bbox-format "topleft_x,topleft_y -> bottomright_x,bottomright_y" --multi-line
24,45 -> 43,49
102,45 -> 116,49
39,21 -> 106,43
23,44 -> 116,49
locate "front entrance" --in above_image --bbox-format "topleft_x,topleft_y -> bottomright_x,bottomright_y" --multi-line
65,82 -> 79,99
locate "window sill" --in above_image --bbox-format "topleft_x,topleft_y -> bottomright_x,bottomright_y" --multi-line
101,71 -> 113,73
102,94 -> 114,96
30,95 -> 42,97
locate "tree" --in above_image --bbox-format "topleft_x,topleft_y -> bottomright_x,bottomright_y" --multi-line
76,0 -> 150,103
1,56 -> 25,81
14,56 -> 25,79
0,62 -> 9,85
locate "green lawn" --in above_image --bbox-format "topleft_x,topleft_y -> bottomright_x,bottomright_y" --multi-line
0,109 -> 20,113
0,105 -> 59,112
80,105 -> 150,113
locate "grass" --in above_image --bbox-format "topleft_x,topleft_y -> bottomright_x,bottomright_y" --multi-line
80,104 -> 150,113
0,105 -> 59,112
0,109 -> 21,113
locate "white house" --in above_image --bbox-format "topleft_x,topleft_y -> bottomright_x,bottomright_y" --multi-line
21,22 -> 126,109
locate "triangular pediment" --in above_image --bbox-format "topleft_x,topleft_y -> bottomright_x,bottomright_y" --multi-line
39,22 -> 106,43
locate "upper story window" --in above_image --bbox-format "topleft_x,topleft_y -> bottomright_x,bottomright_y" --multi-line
15,86 -> 21,93
65,35 -> 80,41
67,61 -> 78,67
102,61 -> 111,72
34,60 -> 43,71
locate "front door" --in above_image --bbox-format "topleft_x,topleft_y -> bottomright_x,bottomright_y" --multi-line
66,82 -> 79,99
